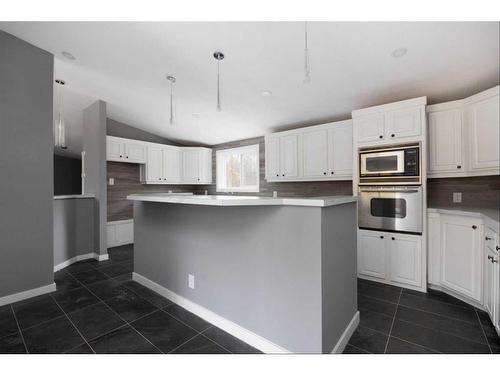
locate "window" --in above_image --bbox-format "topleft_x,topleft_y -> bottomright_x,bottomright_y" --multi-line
216,144 -> 259,192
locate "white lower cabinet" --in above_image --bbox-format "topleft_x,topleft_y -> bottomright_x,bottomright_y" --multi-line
440,215 -> 483,302
484,246 -> 498,322
358,229 -> 423,289
107,220 -> 134,248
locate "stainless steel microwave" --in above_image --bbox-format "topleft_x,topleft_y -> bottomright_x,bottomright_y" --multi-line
359,143 -> 420,185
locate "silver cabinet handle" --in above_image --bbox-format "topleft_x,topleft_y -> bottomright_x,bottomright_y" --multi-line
488,255 -> 498,263
485,236 -> 492,240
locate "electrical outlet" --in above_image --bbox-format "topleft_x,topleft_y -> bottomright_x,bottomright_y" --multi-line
109,178 -> 114,186
273,191 -> 278,198
453,192 -> 462,203
188,274 -> 195,289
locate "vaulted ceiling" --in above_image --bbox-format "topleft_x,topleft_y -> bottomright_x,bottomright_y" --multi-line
1,22 -> 498,157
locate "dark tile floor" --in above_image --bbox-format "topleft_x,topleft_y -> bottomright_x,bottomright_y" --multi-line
344,278 -> 500,354
0,245 -> 261,354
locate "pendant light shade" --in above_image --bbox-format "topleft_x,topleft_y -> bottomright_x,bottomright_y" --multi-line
54,79 -> 67,149
213,51 -> 224,111
166,75 -> 176,125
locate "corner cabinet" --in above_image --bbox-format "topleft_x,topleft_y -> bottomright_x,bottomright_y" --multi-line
427,86 -> 499,178
107,136 -> 147,163
265,120 -> 353,182
358,229 -> 424,290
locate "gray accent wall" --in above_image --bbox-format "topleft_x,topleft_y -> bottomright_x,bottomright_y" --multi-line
133,201 -> 357,353
53,198 -> 94,266
195,136 -> 353,197
83,101 -> 107,256
0,31 -> 54,297
107,118 -> 179,145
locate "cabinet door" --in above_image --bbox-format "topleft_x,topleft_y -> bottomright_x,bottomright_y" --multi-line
389,234 -> 422,287
125,142 -> 146,163
385,107 -> 422,140
468,95 -> 500,171
484,247 -> 497,320
182,149 -> 200,183
107,137 -> 124,161
328,122 -> 353,177
279,134 -> 299,178
440,215 -> 482,302
162,147 -> 180,182
428,110 -> 464,174
355,114 -> 385,143
265,136 -> 280,180
358,230 -> 386,280
198,149 -> 212,184
302,129 -> 328,178
146,145 -> 164,182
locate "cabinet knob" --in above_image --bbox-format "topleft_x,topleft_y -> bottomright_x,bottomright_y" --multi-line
493,258 -> 499,264
323,172 -> 327,175
119,155 -> 122,158
282,174 -> 285,177
486,236 -> 492,241
391,237 -> 395,240
331,171 -> 334,175
496,246 -> 500,251
126,156 -> 129,158
158,178 -> 161,180
472,225 -> 477,229
380,235 -> 384,239
390,134 -> 395,138
379,135 -> 383,139
457,165 -> 462,169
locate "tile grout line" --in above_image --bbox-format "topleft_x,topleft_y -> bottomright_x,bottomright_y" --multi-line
475,308 -> 493,354
388,335 -> 442,354
384,288 -> 402,354
344,343 -> 371,354
49,294 -> 96,354
10,304 -> 29,354
166,332 -> 204,354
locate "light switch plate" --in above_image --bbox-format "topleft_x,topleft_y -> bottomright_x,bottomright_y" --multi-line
453,192 -> 462,203
109,178 -> 114,186
188,274 -> 195,289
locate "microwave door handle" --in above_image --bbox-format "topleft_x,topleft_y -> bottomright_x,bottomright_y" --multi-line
360,189 -> 420,193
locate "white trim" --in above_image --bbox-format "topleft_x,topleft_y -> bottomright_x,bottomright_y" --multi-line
352,96 -> 427,118
54,252 -> 96,272
0,283 -> 56,307
331,311 -> 360,354
133,272 -> 289,353
107,219 -> 134,225
98,253 -> 109,261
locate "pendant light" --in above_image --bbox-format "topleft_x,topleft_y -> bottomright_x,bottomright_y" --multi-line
54,79 -> 67,149
213,51 -> 224,111
304,22 -> 311,83
166,75 -> 176,125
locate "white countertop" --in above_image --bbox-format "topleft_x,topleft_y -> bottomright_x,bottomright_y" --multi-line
428,206 -> 500,231
127,193 -> 357,207
54,194 -> 95,200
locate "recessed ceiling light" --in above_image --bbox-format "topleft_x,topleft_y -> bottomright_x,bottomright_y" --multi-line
391,47 -> 408,58
261,90 -> 272,97
61,51 -> 76,60
192,114 -> 200,118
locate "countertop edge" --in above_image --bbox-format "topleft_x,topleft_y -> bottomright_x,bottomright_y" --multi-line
54,194 -> 95,200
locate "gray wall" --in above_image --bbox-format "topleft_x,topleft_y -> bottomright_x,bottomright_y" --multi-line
134,201 -> 357,352
195,136 -> 353,197
54,154 -> 82,195
83,101 -> 107,256
0,31 -> 54,297
53,198 -> 94,266
107,118 -> 179,145
321,203 -> 357,352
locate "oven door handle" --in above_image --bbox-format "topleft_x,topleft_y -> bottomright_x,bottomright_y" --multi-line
359,189 -> 420,193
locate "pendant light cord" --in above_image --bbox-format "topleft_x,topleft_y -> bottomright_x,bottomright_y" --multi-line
304,22 -> 311,83
169,80 -> 174,125
216,58 -> 221,111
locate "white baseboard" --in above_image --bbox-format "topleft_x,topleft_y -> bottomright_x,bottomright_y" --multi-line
132,272 -> 290,353
54,252 -> 96,272
0,283 -> 56,307
97,253 -> 109,261
331,311 -> 360,353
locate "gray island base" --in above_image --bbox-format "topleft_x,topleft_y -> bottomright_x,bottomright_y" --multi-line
128,194 -> 358,353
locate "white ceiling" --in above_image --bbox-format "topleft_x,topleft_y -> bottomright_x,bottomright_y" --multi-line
1,22 -> 499,158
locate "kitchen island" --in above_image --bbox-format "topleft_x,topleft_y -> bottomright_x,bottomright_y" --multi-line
127,193 -> 358,353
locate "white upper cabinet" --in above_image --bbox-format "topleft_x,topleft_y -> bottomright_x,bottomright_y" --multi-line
356,114 -> 385,143
106,136 -> 146,163
265,136 -> 280,180
162,146 -> 181,182
302,129 -> 328,178
181,149 -> 201,183
353,97 -> 426,147
145,145 -> 164,182
427,86 -> 499,178
279,134 -> 299,178
198,148 -> 212,184
428,108 -> 464,175
440,214 -> 482,303
328,122 -> 353,177
385,107 -> 422,140
265,120 -> 353,182
468,93 -> 500,171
